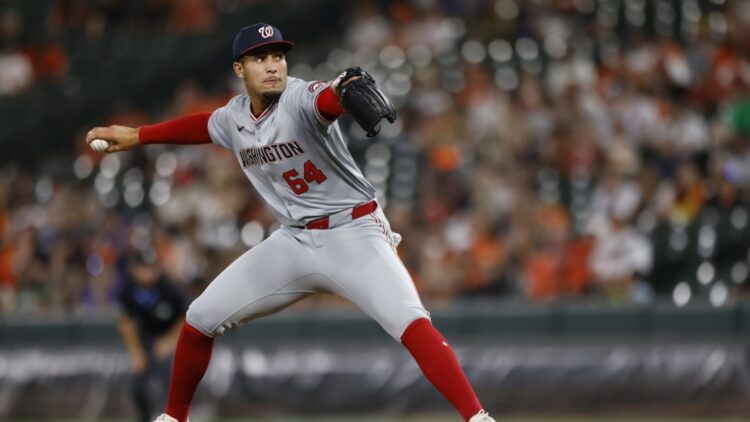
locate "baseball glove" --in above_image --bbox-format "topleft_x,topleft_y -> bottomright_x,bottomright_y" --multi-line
334,67 -> 396,137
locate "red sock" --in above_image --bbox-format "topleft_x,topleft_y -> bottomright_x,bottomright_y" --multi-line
401,318 -> 482,421
165,321 -> 214,422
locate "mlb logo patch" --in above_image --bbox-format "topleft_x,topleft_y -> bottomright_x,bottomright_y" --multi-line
307,81 -> 329,92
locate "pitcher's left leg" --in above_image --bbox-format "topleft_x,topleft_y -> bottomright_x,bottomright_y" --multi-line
320,217 -> 490,421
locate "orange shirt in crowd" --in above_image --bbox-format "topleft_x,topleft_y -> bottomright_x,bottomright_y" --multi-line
524,237 -> 593,301
0,213 -> 16,289
463,235 -> 505,291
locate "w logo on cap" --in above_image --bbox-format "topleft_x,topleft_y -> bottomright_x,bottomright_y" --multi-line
233,23 -> 294,60
258,25 -> 274,38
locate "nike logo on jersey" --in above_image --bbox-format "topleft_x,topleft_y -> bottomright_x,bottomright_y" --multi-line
237,125 -> 245,132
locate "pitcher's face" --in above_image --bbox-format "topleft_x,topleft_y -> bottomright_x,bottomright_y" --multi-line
233,47 -> 288,101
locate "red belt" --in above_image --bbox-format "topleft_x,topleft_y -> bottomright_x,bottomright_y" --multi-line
304,200 -> 378,230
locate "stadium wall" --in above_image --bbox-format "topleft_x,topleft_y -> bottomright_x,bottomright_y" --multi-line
1,303 -> 750,419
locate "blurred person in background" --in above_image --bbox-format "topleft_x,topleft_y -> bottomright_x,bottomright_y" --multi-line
699,160 -> 750,289
117,249 -> 187,422
0,9 -> 33,96
0,183 -> 15,313
589,184 -> 653,304
524,204 -> 593,302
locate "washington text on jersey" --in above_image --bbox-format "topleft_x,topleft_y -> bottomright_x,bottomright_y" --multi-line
238,140 -> 305,167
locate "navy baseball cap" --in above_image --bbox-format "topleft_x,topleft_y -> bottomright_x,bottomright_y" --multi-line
233,23 -> 294,61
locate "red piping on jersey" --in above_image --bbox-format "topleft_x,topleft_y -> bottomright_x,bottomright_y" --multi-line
250,100 -> 277,121
316,87 -> 345,121
139,112 -> 212,145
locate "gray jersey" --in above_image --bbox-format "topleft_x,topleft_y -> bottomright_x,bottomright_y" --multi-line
207,77 -> 375,226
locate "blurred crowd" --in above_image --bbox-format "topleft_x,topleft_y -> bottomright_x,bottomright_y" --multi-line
2,0 -> 750,316
0,0 -> 218,96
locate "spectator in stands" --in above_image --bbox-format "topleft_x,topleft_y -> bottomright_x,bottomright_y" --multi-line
168,0 -> 216,33
0,9 -> 33,96
589,187 -> 653,303
0,183 -> 15,313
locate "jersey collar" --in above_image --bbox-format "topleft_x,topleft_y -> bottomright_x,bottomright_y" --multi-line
249,99 -> 277,123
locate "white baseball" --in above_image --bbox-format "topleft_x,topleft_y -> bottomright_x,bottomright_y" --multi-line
89,139 -> 110,152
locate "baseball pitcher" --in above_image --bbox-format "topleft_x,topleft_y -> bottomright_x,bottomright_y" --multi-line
87,23 -> 495,422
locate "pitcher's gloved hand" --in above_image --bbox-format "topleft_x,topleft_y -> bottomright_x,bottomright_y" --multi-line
333,67 -> 396,137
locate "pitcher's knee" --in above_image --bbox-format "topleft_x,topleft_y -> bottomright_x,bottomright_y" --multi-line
400,317 -> 433,343
387,306 -> 431,340
186,300 -> 226,337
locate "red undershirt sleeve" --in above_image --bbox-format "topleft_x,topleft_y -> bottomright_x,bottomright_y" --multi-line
138,112 -> 213,145
315,87 -> 345,122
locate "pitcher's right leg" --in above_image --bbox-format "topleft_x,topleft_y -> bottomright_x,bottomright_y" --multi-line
164,321 -> 213,422
160,228 -> 318,422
